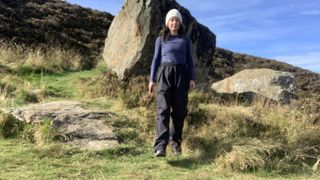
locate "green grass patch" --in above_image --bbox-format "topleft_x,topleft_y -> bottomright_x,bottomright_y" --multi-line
0,139 -> 318,179
0,64 -> 108,108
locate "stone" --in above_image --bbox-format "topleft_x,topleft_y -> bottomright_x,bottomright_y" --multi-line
103,0 -> 216,81
3,101 -> 119,150
211,69 -> 297,104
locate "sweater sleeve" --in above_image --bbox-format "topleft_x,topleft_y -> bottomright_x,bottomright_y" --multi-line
186,38 -> 195,81
150,36 -> 162,82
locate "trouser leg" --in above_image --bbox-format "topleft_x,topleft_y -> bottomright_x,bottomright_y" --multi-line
170,91 -> 188,145
170,66 -> 189,145
154,91 -> 171,152
153,66 -> 172,152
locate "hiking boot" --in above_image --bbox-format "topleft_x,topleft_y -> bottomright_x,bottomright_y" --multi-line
154,149 -> 166,157
171,142 -> 182,155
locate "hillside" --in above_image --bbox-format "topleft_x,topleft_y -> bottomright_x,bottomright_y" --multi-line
0,0 -> 114,68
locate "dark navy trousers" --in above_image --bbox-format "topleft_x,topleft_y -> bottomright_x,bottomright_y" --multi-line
154,63 -> 189,152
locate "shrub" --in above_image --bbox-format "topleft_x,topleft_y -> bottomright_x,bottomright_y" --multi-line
0,110 -> 58,147
89,73 -> 156,109
182,99 -> 320,174
121,76 -> 154,109
17,90 -> 40,103
185,106 -> 208,129
215,139 -> 282,172
0,111 -> 24,138
88,70 -> 122,98
19,118 -> 59,147
0,80 -> 16,104
32,119 -> 57,147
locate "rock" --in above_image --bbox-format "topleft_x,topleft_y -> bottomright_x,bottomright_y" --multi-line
103,0 -> 216,81
211,69 -> 297,104
3,101 -> 119,150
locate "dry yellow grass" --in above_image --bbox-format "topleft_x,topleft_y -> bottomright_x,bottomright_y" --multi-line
179,91 -> 320,173
0,41 -> 84,72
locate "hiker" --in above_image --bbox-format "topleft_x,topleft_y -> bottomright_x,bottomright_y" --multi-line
148,9 -> 195,157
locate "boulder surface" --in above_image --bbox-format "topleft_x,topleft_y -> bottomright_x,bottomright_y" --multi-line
3,101 -> 119,150
211,69 -> 297,103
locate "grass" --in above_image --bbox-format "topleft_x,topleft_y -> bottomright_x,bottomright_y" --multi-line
1,72 -> 319,178
0,41 -> 85,72
0,43 -> 320,179
2,139 -> 318,179
0,64 -> 106,107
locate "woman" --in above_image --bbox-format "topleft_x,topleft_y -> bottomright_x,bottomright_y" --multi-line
149,9 -> 195,157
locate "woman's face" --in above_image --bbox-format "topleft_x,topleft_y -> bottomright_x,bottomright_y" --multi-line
167,17 -> 180,33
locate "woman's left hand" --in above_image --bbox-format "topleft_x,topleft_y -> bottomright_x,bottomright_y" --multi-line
189,80 -> 195,90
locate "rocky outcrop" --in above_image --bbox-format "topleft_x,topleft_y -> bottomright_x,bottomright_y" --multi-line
3,101 -> 119,150
0,0 -> 114,68
103,0 -> 216,81
211,69 -> 297,104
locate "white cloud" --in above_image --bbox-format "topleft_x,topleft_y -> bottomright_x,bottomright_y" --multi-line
301,10 -> 320,15
265,43 -> 320,54
217,30 -> 274,44
66,0 -> 124,15
273,52 -> 320,73
179,0 -> 264,12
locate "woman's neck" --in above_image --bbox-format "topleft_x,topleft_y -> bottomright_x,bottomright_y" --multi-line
170,30 -> 178,36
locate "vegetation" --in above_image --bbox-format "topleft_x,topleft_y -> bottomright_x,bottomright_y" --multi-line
1,42 -> 319,179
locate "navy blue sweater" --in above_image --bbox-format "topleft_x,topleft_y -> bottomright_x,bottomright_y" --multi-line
149,35 -> 195,82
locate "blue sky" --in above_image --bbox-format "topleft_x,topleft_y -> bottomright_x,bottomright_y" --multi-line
66,0 -> 320,73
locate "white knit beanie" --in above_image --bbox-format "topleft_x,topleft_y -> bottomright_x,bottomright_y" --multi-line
165,9 -> 183,26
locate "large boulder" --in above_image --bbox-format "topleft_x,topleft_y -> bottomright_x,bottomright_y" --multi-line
103,0 -> 216,81
3,101 -> 119,150
211,69 -> 297,104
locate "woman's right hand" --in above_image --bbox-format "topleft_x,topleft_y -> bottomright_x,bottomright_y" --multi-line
189,80 -> 195,90
148,82 -> 155,94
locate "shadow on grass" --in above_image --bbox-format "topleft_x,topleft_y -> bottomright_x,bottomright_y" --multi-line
91,144 -> 147,158
166,137 -> 223,170
166,151 -> 217,170
167,157 -> 199,169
